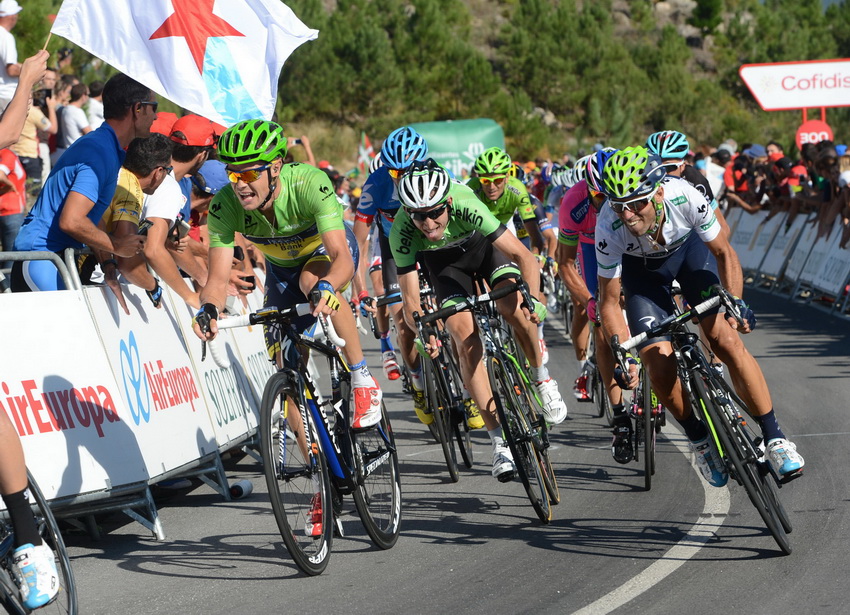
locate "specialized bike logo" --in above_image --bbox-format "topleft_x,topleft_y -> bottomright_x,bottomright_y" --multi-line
119,331 -> 152,425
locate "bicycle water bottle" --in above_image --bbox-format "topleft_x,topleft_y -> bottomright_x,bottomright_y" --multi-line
229,479 -> 253,499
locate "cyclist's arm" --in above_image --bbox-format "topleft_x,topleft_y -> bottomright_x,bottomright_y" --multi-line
705,233 -> 744,303
556,241 -> 592,305
522,218 -> 546,253
194,245 -> 233,340
317,228 -> 355,292
398,269 -> 422,332
352,217 -> 371,298
543,226 -> 557,260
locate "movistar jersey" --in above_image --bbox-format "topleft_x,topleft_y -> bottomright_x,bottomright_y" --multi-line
595,176 -> 720,279
390,182 -> 504,273
356,166 -> 400,236
467,176 -> 536,224
207,162 -> 343,268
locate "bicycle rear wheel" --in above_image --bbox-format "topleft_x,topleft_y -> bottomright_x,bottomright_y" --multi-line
489,357 -> 552,523
641,367 -> 656,491
260,372 -> 334,575
352,403 -> 402,550
0,471 -> 78,615
424,357 -> 459,482
695,375 -> 791,554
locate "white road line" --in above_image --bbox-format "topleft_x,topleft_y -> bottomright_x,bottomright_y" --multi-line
573,429 -> 731,615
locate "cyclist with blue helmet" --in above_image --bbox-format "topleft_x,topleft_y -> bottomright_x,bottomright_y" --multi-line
645,130 -> 730,238
193,119 -> 383,431
596,146 -> 804,484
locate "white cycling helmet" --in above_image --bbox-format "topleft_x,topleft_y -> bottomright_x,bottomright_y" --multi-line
397,158 -> 452,210
573,155 -> 592,184
368,154 -> 383,174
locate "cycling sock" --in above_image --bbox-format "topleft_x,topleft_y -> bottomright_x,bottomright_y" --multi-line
349,359 -> 373,388
409,365 -> 423,391
2,490 -> 41,548
379,332 -> 394,353
533,365 -> 549,383
537,323 -> 544,339
755,409 -> 785,443
680,412 -> 708,441
462,387 -> 471,401
577,359 -> 587,373
488,427 -> 505,448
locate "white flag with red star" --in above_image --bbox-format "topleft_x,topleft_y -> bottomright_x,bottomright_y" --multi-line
51,0 -> 318,127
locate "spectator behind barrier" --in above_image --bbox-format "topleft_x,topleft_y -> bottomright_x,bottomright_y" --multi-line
11,73 -> 157,292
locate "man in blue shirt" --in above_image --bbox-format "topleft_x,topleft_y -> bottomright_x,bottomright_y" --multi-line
11,73 -> 156,291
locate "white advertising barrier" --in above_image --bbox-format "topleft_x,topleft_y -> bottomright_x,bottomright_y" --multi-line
748,211 -> 786,272
783,214 -> 819,283
799,218 -> 842,286
728,210 -> 769,271
811,221 -> 850,296
724,207 -> 744,237
0,291 -> 147,500
759,212 -> 805,278
168,285 -> 266,450
83,285 -> 220,474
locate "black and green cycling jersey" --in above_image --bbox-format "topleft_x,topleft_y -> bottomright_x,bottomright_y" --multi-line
389,182 -> 505,274
207,162 -> 344,268
466,176 -> 536,225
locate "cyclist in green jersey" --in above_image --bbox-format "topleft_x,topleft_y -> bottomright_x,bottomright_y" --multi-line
468,147 -> 552,363
192,119 -> 382,429
390,159 -> 567,482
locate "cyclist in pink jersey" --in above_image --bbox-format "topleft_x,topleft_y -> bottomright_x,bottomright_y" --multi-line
557,150 -> 630,462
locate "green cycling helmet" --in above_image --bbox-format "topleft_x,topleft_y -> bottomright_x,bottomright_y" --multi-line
218,119 -> 287,166
474,147 -> 513,176
602,146 -> 666,201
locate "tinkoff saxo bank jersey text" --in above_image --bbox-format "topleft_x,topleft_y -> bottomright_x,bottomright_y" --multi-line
207,163 -> 344,268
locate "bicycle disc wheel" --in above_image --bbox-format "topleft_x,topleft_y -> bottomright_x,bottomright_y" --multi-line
352,403 -> 402,550
695,376 -> 791,554
489,358 -> 552,523
0,471 -> 78,615
260,372 -> 334,575
424,357 -> 459,482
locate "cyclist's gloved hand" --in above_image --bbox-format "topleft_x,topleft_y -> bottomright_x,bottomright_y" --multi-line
415,327 -> 439,358
733,296 -> 757,331
309,280 -> 340,314
358,290 -> 373,318
586,296 -> 598,325
193,303 -> 218,337
545,256 -> 558,275
146,281 -> 163,308
613,354 -> 638,389
531,297 -> 548,322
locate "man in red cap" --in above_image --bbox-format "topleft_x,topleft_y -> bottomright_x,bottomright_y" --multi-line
138,114 -> 218,307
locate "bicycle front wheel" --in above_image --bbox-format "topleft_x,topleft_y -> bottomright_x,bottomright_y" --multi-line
0,471 -> 78,615
489,357 -> 552,523
424,357 -> 459,482
641,368 -> 656,491
695,375 -> 791,555
352,403 -> 402,550
260,372 -> 334,575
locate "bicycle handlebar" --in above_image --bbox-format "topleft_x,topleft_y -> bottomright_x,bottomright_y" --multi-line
613,286 -> 738,355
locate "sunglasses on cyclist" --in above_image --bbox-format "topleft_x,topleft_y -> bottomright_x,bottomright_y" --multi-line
479,175 -> 506,186
387,167 -> 407,179
408,202 -> 449,222
609,187 -> 660,214
226,163 -> 272,184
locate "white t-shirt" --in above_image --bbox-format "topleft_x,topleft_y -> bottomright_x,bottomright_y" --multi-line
141,172 -> 186,222
596,176 -> 720,279
0,27 -> 18,100
58,105 -> 90,148
87,98 -> 104,130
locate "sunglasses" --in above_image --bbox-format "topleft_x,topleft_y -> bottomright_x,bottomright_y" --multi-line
387,167 -> 407,179
138,101 -> 159,113
226,163 -> 271,184
479,175 -> 506,185
408,203 -> 448,222
610,187 -> 659,214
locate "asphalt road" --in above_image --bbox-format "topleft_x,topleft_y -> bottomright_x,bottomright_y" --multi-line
60,289 -> 850,615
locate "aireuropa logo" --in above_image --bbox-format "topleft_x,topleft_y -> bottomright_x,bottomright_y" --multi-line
119,331 -> 152,425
